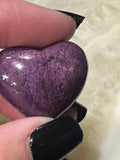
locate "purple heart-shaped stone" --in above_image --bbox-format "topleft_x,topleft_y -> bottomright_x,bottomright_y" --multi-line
0,41 -> 88,118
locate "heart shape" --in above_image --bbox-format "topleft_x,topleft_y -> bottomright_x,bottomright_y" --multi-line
0,41 -> 88,118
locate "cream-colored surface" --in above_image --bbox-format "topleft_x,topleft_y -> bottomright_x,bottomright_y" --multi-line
0,114 -> 10,124
0,0 -> 120,160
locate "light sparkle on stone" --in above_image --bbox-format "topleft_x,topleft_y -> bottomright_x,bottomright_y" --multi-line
14,62 -> 23,70
11,82 -> 17,86
2,74 -> 9,80
20,55 -> 33,60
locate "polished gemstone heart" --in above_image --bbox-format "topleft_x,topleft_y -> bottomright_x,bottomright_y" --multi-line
0,41 -> 88,117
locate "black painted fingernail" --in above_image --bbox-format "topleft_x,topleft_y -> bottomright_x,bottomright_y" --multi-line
74,102 -> 87,122
30,116 -> 83,160
57,10 -> 85,28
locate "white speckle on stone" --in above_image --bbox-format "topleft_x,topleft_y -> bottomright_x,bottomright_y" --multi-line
13,62 -> 23,70
2,74 -> 9,80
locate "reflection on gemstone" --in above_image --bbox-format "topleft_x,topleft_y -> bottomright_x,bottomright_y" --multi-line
2,74 -> 9,80
20,55 -> 33,60
6,56 -> 11,59
13,62 -> 23,70
11,82 -> 17,86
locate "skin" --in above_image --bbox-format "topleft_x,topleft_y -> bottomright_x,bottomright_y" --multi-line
0,0 -> 78,159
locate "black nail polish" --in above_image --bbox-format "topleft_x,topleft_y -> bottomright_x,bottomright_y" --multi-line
57,10 -> 85,28
74,102 -> 87,122
30,116 -> 83,160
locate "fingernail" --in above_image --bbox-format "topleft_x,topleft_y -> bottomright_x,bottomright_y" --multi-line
57,10 -> 85,28
74,102 -> 87,123
29,116 -> 83,160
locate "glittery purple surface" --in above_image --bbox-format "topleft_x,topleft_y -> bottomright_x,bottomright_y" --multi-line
0,41 -> 88,117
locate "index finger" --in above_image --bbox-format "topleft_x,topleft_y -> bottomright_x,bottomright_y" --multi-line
0,0 -> 83,48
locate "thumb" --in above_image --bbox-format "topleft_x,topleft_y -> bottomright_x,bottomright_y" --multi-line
0,116 -> 83,160
0,116 -> 52,160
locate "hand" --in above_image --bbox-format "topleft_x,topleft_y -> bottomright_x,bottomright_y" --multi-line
0,0 -> 86,160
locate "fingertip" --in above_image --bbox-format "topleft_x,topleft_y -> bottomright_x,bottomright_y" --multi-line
0,116 -> 53,160
29,116 -> 83,160
0,0 -> 77,48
